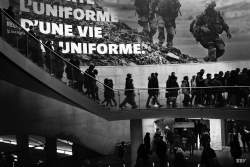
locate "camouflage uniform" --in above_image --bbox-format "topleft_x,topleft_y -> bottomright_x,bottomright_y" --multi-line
190,2 -> 231,61
156,0 -> 181,47
135,0 -> 158,42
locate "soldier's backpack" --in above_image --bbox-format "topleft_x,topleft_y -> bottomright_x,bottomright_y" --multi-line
189,16 -> 204,42
157,0 -> 181,18
190,18 -> 199,41
134,0 -> 150,16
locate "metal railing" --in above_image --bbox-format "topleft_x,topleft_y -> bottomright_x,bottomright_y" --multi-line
116,86 -> 250,110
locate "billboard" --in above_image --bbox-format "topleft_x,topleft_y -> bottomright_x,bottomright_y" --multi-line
5,0 -> 250,66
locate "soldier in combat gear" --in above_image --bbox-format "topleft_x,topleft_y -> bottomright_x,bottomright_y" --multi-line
190,1 -> 232,62
134,0 -> 158,42
156,0 -> 181,47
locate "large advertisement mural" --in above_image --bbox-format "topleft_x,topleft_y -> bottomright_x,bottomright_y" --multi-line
5,0 -> 250,66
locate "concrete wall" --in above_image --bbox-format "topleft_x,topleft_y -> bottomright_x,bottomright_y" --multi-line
0,80 -> 130,155
82,60 -> 250,89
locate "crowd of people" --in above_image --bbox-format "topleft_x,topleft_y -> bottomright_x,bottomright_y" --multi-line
134,122 -> 218,167
133,119 -> 250,167
142,68 -> 250,109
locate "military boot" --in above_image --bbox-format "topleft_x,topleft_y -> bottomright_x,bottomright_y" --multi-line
167,34 -> 174,48
158,26 -> 165,46
206,47 -> 217,62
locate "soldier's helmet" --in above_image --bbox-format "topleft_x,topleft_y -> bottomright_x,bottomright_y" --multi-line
206,1 -> 216,9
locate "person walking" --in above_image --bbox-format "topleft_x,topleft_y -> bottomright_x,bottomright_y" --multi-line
119,74 -> 138,109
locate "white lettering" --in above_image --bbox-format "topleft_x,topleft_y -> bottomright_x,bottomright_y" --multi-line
33,2 -> 44,15
71,42 -> 82,54
51,23 -> 64,36
133,44 -> 142,54
39,21 -> 51,34
119,44 -> 133,54
85,10 -> 96,21
64,24 -> 74,37
109,44 -> 118,54
97,44 -> 108,54
45,4 -> 58,17
20,0 -> 30,12
73,8 -> 85,20
20,18 -> 34,31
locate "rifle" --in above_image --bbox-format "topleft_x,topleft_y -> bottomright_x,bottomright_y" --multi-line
179,10 -> 182,16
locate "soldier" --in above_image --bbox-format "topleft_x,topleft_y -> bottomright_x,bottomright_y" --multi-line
190,1 -> 232,62
156,0 -> 181,47
134,0 -> 158,42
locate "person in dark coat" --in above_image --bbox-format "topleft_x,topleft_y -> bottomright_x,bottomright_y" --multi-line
200,134 -> 221,167
155,136 -> 168,167
146,73 -> 162,108
204,73 -> 213,105
102,78 -> 112,106
119,74 -> 137,109
53,47 -> 65,80
84,64 -> 95,96
66,55 -> 82,91
28,26 -> 44,67
44,41 -> 53,74
181,76 -> 190,106
230,129 -> 242,166
109,79 -> 117,106
211,74 -> 224,107
172,147 -> 187,167
5,6 -> 15,18
89,69 -> 99,101
195,69 -> 205,106
144,132 -> 151,155
240,126 -> 250,153
135,144 -> 149,167
166,72 -> 179,107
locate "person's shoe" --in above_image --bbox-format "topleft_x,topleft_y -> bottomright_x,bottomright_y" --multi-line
158,104 -> 163,108
146,105 -> 151,108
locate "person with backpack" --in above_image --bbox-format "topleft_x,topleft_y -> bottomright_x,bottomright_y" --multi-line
134,0 -> 158,42
156,0 -> 181,47
190,1 -> 232,62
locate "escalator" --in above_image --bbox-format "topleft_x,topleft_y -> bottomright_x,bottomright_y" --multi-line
0,9 -> 130,155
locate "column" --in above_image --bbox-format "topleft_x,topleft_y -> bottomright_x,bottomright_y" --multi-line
210,119 -> 222,150
45,137 -> 57,167
221,119 -> 226,148
72,143 -> 82,167
16,134 -> 30,167
130,119 -> 143,167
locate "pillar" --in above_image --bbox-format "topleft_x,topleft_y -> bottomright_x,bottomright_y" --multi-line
16,135 -> 30,167
221,119 -> 226,148
45,137 -> 57,167
130,119 -> 143,167
210,119 -> 222,150
72,143 -> 82,167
